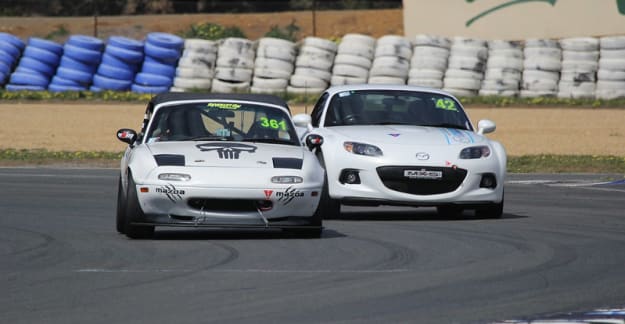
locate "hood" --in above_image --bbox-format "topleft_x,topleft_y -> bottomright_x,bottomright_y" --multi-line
146,141 -> 304,168
328,125 -> 484,146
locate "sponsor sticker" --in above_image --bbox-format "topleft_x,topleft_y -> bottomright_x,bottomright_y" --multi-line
206,102 -> 241,110
275,186 -> 304,205
156,184 -> 186,203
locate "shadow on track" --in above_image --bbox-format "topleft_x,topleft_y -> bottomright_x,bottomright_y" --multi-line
333,207 -> 527,222
150,228 -> 346,240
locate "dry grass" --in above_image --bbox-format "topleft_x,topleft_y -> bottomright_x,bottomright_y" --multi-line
1,103 -> 624,156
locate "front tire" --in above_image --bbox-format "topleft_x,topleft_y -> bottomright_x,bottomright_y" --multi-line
475,192 -> 504,219
116,176 -> 126,234
316,151 -> 340,219
124,172 -> 155,239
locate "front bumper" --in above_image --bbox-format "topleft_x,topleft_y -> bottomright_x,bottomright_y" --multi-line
134,184 -> 322,227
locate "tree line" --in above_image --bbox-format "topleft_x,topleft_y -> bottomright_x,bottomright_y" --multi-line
0,0 -> 402,16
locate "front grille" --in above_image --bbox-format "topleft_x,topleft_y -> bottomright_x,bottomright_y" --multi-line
376,166 -> 467,195
188,198 -> 259,212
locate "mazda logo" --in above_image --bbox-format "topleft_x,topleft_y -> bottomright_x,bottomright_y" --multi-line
416,152 -> 430,160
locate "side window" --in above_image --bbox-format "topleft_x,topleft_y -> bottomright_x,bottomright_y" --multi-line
137,102 -> 154,143
310,92 -> 329,127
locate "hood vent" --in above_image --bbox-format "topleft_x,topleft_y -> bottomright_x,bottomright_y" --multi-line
272,157 -> 303,169
154,154 -> 185,166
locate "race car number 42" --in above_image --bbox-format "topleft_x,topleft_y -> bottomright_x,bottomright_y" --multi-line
404,170 -> 443,180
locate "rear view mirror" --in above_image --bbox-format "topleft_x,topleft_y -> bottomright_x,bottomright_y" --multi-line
293,113 -> 312,129
477,119 -> 496,135
305,134 -> 324,151
117,128 -> 137,145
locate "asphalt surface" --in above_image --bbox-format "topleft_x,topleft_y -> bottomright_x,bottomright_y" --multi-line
1,168 -> 625,324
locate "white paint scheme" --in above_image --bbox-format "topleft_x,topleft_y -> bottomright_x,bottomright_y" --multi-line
118,96 -> 325,233
297,84 -> 506,214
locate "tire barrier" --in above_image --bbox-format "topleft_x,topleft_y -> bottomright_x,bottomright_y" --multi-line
330,34 -> 372,86
173,38 -> 217,92
6,37 -> 61,91
252,37 -> 295,94
92,36 -> 143,91
212,37 -> 254,93
292,36 -> 336,93
557,37 -> 599,99
4,31 -> 625,100
408,34 -> 450,89
368,35 -> 411,84
597,36 -> 625,99
521,38 -> 561,98
480,40 -> 523,97
443,37 -> 488,97
47,35 -> 103,91
132,32 -> 182,94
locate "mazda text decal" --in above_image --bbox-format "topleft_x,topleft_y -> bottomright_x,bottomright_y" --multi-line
196,143 -> 257,159
156,184 -> 186,203
275,186 -> 304,205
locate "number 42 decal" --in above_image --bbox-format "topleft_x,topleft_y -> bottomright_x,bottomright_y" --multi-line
435,98 -> 458,112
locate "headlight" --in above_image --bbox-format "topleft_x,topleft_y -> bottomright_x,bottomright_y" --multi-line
343,142 -> 383,156
158,173 -> 191,181
271,176 -> 303,184
459,146 -> 491,159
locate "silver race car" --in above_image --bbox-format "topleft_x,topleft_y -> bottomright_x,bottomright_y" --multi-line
293,84 -> 507,219
116,93 -> 327,239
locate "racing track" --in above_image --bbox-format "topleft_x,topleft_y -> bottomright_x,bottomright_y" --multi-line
1,168 -> 625,323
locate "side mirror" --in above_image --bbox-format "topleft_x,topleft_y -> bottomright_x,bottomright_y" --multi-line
477,119 -> 496,135
117,128 -> 137,145
305,134 -> 324,151
293,113 -> 312,130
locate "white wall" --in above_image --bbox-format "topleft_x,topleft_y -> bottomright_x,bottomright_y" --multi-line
403,0 -> 625,40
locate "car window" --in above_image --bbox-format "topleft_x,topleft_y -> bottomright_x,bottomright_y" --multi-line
323,90 -> 472,130
145,102 -> 300,146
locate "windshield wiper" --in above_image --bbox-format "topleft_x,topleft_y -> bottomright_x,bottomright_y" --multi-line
241,138 -> 296,145
420,123 -> 467,130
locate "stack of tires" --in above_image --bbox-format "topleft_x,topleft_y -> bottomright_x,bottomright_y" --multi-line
172,39 -> 217,92
92,36 -> 144,92
252,37 -> 296,94
0,33 -> 25,88
330,34 -> 373,86
596,36 -> 625,100
367,35 -> 411,85
557,37 -> 599,99
50,35 -> 104,91
212,37 -> 254,93
8,38 -> 62,91
408,34 -> 451,89
479,40 -> 523,97
289,37 -> 337,94
521,39 -> 561,98
443,37 -> 488,97
132,32 -> 183,94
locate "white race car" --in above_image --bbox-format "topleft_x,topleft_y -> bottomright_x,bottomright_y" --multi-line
293,84 -> 506,218
116,93 -> 328,239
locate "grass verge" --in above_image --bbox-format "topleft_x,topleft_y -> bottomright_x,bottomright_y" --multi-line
1,149 -> 624,174
3,90 -> 625,108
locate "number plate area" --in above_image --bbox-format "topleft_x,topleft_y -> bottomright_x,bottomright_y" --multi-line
403,169 -> 443,180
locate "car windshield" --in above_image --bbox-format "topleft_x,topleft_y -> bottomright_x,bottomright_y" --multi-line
145,101 -> 299,146
323,90 -> 472,130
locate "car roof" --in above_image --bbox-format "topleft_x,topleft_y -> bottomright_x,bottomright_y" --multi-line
324,84 -> 459,99
148,92 -> 290,112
